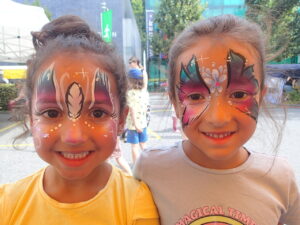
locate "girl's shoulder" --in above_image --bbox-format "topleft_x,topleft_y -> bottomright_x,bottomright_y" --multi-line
250,152 -> 297,185
0,169 -> 44,196
251,152 -> 294,173
111,166 -> 159,220
0,169 -> 44,219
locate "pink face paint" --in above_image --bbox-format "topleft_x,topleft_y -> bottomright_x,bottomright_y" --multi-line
93,70 -> 116,118
34,66 -> 60,113
226,50 -> 259,120
178,56 -> 210,126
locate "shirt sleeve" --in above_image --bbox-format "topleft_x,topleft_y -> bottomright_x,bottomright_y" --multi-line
131,182 -> 159,224
0,184 -> 6,225
127,90 -> 135,108
279,167 -> 300,225
133,151 -> 144,181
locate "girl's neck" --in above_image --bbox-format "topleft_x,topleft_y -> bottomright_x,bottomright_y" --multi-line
183,140 -> 249,170
43,163 -> 112,203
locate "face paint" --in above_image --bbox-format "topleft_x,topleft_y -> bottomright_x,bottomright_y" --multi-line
202,62 -> 227,94
226,50 -> 259,121
65,82 -> 84,120
35,64 -> 56,109
30,53 -> 122,181
90,69 -> 117,119
177,55 -> 210,126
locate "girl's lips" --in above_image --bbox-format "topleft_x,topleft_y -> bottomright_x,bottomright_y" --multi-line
202,131 -> 235,140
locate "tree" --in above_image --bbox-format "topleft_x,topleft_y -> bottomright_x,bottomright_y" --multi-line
245,0 -> 300,62
151,0 -> 206,57
131,0 -> 146,53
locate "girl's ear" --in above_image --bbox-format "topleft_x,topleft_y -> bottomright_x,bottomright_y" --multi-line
261,86 -> 268,99
262,86 -> 267,97
260,86 -> 268,103
29,114 -> 33,129
117,106 -> 129,135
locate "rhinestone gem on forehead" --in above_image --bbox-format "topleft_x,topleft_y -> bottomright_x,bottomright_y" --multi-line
201,62 -> 227,95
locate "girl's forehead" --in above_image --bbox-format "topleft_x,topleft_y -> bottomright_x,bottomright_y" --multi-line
176,36 -> 262,79
35,52 -> 114,85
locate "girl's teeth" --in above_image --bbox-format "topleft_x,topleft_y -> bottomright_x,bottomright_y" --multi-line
60,152 -> 90,159
204,132 -> 232,139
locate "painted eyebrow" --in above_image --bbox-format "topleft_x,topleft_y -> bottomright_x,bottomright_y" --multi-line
85,99 -> 111,105
36,95 -> 57,105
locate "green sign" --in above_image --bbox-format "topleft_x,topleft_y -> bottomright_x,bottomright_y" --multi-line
101,10 -> 112,43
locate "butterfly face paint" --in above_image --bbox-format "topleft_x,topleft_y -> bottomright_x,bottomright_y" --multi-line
226,50 -> 259,121
177,56 -> 210,127
177,50 -> 260,127
30,52 -> 122,180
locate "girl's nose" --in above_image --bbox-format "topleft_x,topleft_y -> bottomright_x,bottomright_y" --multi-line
204,97 -> 232,127
60,120 -> 87,145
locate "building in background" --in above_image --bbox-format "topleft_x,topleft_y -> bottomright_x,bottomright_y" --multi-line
14,0 -> 141,63
144,0 -> 247,91
201,0 -> 245,18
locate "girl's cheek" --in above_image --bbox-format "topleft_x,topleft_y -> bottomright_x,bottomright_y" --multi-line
181,101 -> 209,127
89,118 -> 118,139
230,97 -> 259,121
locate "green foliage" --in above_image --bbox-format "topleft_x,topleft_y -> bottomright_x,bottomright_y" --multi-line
151,0 -> 206,57
245,0 -> 300,61
131,0 -> 146,52
0,84 -> 18,111
25,0 -> 52,20
286,90 -> 300,104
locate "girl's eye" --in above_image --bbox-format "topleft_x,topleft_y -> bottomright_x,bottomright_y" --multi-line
230,91 -> 249,99
91,109 -> 105,118
43,109 -> 60,118
188,93 -> 204,101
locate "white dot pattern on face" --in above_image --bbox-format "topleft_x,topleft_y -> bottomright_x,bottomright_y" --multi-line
84,121 -> 95,129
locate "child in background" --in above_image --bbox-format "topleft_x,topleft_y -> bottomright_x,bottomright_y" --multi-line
0,15 -> 159,225
134,15 -> 300,225
129,56 -> 151,127
129,56 -> 148,90
126,68 -> 149,163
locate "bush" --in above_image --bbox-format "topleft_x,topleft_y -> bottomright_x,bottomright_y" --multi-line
0,84 -> 18,111
286,90 -> 300,104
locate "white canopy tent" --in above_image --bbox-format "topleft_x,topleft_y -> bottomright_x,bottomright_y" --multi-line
0,0 -> 49,63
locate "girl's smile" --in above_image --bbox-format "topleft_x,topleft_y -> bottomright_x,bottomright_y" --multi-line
55,150 -> 95,167
201,131 -> 235,140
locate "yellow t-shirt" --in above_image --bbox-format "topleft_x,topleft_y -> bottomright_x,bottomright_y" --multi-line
0,166 -> 159,225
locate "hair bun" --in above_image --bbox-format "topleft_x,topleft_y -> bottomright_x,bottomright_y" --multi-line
32,15 -> 96,50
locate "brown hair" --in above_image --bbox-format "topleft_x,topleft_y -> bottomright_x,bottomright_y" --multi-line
129,56 -> 140,66
16,15 -> 127,140
168,14 -> 265,100
128,77 -> 144,90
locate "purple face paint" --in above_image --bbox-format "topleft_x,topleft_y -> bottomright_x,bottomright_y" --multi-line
93,70 -> 116,119
177,55 -> 210,126
226,50 -> 259,120
35,65 -> 58,111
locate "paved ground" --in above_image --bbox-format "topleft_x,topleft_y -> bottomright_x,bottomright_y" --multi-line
0,93 -> 300,188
